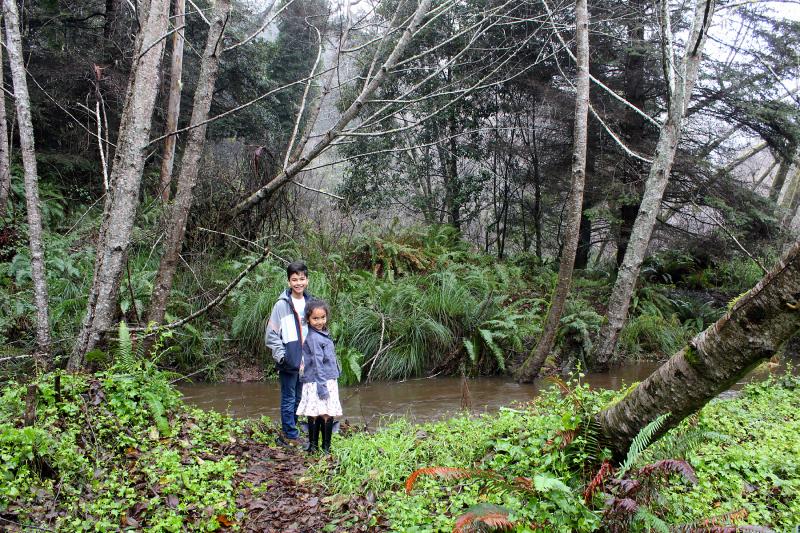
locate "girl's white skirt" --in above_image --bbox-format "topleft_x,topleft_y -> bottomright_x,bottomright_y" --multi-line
296,379 -> 343,417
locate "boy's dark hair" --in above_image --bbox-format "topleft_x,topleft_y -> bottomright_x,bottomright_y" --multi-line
305,298 -> 330,322
286,261 -> 308,279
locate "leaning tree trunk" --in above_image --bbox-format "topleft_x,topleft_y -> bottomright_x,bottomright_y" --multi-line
592,0 -> 715,369
516,0 -> 590,383
146,0 -> 230,337
158,0 -> 185,202
229,0 -> 433,218
597,238 -> 800,459
70,0 -> 170,370
4,0 -> 52,366
769,147 -> 796,202
0,26 -> 11,219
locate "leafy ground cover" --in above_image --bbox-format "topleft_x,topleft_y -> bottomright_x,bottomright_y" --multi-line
2,358 -> 797,531
312,371 -> 800,532
0,364 -> 363,532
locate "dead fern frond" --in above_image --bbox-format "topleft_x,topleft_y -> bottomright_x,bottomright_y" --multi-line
675,526 -> 774,533
454,505 -> 515,533
545,375 -> 571,396
673,507 -> 776,532
604,496 -> 639,517
637,459 -> 697,484
583,460 -> 613,503
405,467 -> 480,494
558,428 -> 578,448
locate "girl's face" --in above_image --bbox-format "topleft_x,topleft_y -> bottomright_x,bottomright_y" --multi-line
308,307 -> 327,330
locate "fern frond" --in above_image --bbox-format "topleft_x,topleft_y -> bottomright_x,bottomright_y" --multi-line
637,459 -> 697,484
560,428 -> 578,448
674,526 -> 774,533
463,338 -> 479,364
633,507 -> 670,533
405,467 -> 479,494
479,328 -> 506,371
581,417 -> 603,462
545,375 -> 571,396
454,506 -> 515,533
605,497 -> 639,517
583,460 -> 613,503
115,321 -> 138,372
618,412 -> 670,477
673,508 -> 764,532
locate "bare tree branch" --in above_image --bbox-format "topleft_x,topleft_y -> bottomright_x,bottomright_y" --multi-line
130,247 -> 270,337
224,0 -> 291,52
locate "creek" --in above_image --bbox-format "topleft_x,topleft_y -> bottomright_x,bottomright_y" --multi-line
178,361 -> 786,427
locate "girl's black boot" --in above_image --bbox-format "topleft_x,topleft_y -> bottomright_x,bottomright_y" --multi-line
321,418 -> 334,454
307,416 -> 320,454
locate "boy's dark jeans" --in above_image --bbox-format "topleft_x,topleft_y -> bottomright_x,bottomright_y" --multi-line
278,370 -> 302,439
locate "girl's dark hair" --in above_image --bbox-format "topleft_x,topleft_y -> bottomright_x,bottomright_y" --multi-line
305,298 -> 330,321
287,261 -> 308,279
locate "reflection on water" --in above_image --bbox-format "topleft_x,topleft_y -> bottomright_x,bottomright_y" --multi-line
178,361 -> 788,427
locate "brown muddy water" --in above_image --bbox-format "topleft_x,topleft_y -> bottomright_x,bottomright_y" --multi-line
178,362 -> 787,427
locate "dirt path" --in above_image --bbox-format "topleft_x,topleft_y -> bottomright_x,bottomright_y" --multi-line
225,438 -> 382,532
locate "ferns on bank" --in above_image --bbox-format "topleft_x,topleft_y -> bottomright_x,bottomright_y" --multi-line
618,413 -> 670,477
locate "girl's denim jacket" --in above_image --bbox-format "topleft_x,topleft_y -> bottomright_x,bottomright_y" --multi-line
300,327 -> 340,399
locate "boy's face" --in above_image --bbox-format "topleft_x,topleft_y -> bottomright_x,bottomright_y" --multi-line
288,272 -> 308,297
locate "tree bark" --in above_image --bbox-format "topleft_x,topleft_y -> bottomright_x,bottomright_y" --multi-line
777,147 -> 799,206
575,209 -> 592,270
769,148 -> 794,202
615,1 -> 647,269
0,27 -> 10,219
158,0 -> 185,202
4,0 -> 51,366
70,0 -> 171,369
146,0 -> 230,336
229,0 -> 433,218
104,0 -> 122,40
597,238 -> 800,459
515,0 -> 589,383
592,0 -> 715,369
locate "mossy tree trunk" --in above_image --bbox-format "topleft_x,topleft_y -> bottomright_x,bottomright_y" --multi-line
4,0 -> 51,366
158,0 -> 186,203
516,0 -> 590,382
70,0 -> 171,369
0,26 -> 11,219
146,0 -> 231,337
769,145 -> 796,202
592,0 -> 715,369
597,239 -> 800,459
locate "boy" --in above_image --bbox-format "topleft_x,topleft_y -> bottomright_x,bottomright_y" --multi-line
266,261 -> 311,447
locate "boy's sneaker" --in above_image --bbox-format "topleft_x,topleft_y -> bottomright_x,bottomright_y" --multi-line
276,433 -> 303,449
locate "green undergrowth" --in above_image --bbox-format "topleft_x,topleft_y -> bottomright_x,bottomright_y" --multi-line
649,373 -> 800,528
2,189 -> 767,381
3,364 -> 798,531
312,375 -> 800,531
0,365 -> 266,531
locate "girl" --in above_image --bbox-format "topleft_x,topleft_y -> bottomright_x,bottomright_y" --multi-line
295,299 -> 342,454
